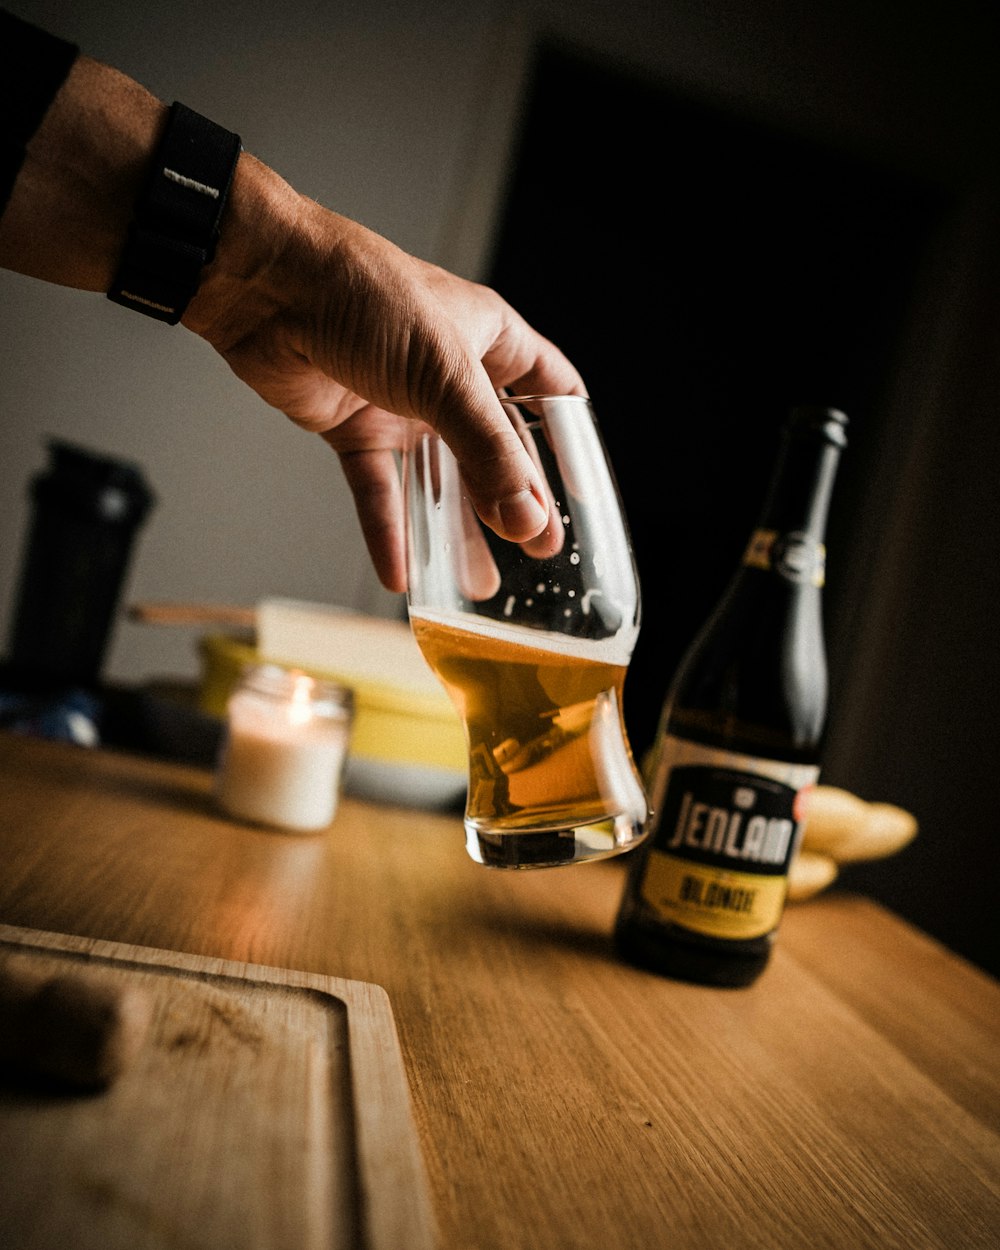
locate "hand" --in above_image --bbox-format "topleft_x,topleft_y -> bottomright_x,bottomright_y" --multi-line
184,156 -> 586,592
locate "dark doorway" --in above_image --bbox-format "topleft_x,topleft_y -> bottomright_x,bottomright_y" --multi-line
487,40 -> 951,767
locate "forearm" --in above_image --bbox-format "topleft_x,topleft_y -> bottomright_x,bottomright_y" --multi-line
0,39 -> 420,416
0,46 -> 302,357
0,53 -> 165,291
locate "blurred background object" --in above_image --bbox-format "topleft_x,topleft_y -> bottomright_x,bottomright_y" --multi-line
4,439 -> 155,690
788,786 -> 919,902
196,602 -> 468,808
1,0 -> 997,976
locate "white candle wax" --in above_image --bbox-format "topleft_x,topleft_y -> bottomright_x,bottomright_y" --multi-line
216,668 -> 351,833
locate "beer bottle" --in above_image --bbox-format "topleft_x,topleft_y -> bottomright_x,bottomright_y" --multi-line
614,405 -> 848,987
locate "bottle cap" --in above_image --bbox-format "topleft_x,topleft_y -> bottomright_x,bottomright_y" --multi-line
787,406 -> 848,447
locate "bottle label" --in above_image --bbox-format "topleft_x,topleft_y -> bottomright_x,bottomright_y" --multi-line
742,528 -> 826,586
639,736 -> 819,940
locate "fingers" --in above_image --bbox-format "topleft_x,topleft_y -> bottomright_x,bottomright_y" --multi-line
333,444 -> 408,593
483,330 -> 587,404
409,264 -> 586,546
454,485 -> 503,602
418,258 -> 586,401
502,399 -> 565,560
425,373 -> 553,545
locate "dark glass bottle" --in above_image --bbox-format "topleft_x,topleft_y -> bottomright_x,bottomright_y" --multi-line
614,406 -> 848,988
5,439 -> 155,690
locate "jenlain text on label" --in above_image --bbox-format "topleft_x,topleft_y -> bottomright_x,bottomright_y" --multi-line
667,786 -> 795,866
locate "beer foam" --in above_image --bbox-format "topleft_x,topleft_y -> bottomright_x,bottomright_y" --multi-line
408,606 -> 637,668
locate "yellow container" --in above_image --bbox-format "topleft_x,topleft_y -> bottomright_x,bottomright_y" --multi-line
198,631 -> 467,809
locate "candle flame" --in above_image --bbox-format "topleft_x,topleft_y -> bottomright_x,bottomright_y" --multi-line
287,673 -> 315,727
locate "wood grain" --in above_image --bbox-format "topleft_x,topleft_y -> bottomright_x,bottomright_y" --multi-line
0,731 -> 997,1250
0,924 -> 437,1250
0,951 -> 152,1088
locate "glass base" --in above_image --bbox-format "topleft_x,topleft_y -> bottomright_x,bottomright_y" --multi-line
465,812 -> 647,869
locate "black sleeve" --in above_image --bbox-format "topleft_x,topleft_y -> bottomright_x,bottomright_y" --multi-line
0,7 -> 80,217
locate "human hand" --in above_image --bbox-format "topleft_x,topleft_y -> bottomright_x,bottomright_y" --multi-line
185,155 -> 586,592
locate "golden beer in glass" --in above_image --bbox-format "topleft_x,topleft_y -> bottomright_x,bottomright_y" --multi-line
405,395 -> 648,868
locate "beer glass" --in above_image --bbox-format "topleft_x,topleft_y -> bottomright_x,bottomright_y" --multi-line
404,394 -> 649,868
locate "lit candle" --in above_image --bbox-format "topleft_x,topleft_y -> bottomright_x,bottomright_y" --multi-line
216,665 -> 354,833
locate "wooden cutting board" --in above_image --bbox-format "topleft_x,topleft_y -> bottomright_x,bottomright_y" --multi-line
0,924 -> 438,1250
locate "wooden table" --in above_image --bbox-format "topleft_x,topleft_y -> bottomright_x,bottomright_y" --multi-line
0,730 -> 997,1249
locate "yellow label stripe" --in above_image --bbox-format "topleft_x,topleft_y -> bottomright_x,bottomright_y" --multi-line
640,849 -> 788,940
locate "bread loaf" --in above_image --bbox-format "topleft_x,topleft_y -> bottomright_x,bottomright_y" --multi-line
786,785 -> 918,903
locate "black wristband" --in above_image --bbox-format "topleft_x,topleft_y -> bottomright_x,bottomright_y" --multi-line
108,102 -> 242,325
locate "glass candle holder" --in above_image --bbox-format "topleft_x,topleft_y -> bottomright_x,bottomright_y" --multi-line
216,664 -> 354,833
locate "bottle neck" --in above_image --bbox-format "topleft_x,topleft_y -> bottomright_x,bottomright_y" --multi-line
740,424 -> 844,587
759,432 -> 842,537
